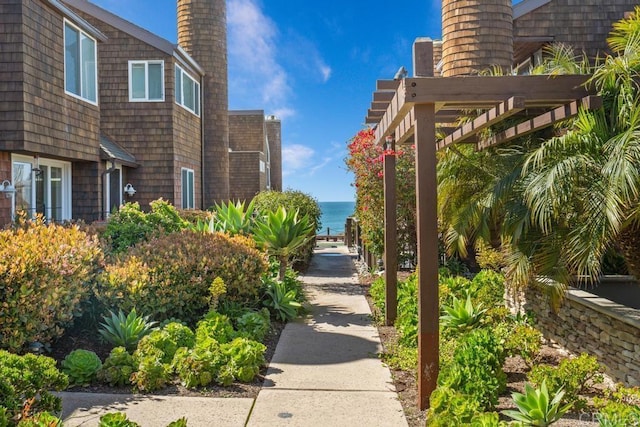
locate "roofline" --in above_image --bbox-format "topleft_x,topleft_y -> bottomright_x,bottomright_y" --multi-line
61,0 -> 203,75
47,0 -> 107,41
229,110 -> 266,115
514,0 -> 553,20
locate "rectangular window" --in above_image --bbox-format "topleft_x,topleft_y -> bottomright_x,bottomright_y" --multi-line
64,20 -> 97,103
181,168 -> 195,209
129,60 -> 164,101
175,65 -> 200,116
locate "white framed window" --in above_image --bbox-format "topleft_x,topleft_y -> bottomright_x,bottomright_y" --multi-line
104,162 -> 123,218
181,168 -> 195,209
12,155 -> 72,222
175,65 -> 200,116
129,60 -> 164,101
64,19 -> 97,104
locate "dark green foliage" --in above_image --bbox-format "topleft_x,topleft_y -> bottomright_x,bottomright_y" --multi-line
61,349 -> 102,386
97,347 -> 137,387
528,353 -> 604,410
263,279 -> 302,321
438,329 -> 506,410
0,350 -> 68,426
98,309 -> 157,351
94,231 -> 267,324
0,218 -> 102,352
502,381 -> 572,426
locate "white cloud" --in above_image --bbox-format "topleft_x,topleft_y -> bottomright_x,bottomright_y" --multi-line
319,64 -> 332,83
282,144 -> 315,176
271,107 -> 296,120
227,0 -> 291,108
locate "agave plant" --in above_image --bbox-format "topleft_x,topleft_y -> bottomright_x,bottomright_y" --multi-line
264,280 -> 302,321
502,381 -> 572,426
253,207 -> 314,280
98,308 -> 158,351
440,293 -> 487,333
213,200 -> 256,235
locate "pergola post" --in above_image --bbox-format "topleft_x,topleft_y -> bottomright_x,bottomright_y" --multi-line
383,136 -> 398,325
414,103 -> 439,410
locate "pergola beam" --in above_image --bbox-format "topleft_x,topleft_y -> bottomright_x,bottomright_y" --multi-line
373,91 -> 395,102
437,96 -> 526,150
477,95 -> 602,150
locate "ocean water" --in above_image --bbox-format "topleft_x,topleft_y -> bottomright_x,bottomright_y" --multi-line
317,201 -> 355,235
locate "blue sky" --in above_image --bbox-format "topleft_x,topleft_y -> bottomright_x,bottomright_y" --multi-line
91,1 -> 521,201
89,0 -> 443,201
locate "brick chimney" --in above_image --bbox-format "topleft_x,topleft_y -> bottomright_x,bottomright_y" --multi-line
441,0 -> 513,76
177,0 -> 229,206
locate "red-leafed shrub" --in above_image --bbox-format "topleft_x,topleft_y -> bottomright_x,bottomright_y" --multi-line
94,231 -> 267,325
0,217 -> 102,352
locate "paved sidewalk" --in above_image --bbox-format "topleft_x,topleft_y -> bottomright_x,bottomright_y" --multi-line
59,243 -> 407,426
247,244 -> 407,426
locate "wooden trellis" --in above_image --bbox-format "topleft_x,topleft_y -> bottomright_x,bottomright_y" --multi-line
364,40 -> 599,410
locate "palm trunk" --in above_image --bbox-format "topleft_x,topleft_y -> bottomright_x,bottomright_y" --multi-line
279,256 -> 288,281
618,226 -> 640,280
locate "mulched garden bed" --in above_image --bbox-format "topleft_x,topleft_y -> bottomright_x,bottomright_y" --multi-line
358,272 -> 607,427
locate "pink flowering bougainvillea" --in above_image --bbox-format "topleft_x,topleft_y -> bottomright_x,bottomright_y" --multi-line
345,129 -> 417,266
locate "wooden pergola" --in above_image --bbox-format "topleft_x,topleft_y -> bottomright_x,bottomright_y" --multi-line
365,39 -> 598,410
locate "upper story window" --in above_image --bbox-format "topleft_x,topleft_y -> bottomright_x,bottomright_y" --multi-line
175,65 -> 200,116
129,60 -> 164,102
64,20 -> 97,104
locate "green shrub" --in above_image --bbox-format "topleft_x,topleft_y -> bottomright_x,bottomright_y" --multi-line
252,190 -> 321,267
212,200 -> 256,235
221,338 -> 266,382
0,218 -> 102,352
94,231 -> 267,324
98,308 -> 158,351
103,200 -> 188,254
499,323 -> 542,366
470,270 -> 505,307
426,386 -> 482,426
263,279 -> 302,321
61,349 -> 102,386
196,312 -> 235,344
529,353 -> 604,410
135,330 -> 180,365
379,343 -> 417,372
0,350 -> 68,425
369,276 -> 386,312
439,328 -> 506,410
97,347 -> 137,387
439,275 -> 474,304
172,339 -> 231,388
395,273 -> 418,347
236,309 -> 271,341
130,353 -> 170,392
15,411 -> 63,427
162,322 -> 196,350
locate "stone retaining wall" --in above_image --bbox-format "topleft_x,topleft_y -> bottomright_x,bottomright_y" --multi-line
521,285 -> 640,387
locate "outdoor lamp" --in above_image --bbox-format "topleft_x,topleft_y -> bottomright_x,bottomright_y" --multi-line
0,180 -> 16,198
123,183 -> 136,197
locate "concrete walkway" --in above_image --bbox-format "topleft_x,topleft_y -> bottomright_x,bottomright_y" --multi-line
59,243 -> 407,426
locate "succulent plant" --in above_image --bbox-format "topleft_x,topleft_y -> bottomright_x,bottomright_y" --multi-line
98,308 -> 157,351
61,349 -> 102,386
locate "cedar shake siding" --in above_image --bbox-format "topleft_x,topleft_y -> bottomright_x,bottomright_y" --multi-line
0,0 -> 103,223
265,116 -> 282,192
1,0 -> 100,160
178,0 -> 230,205
228,110 -> 271,201
514,0 -> 638,62
64,0 -> 203,210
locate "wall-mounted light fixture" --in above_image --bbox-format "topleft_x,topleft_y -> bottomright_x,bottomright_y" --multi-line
123,183 -> 136,197
384,135 -> 395,150
0,180 -> 16,198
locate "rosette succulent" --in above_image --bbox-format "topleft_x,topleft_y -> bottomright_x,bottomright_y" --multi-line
61,349 -> 102,386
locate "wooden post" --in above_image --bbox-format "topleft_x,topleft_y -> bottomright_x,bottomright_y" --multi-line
383,137 -> 398,325
414,103 -> 439,410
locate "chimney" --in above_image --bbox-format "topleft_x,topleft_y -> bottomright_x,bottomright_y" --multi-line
265,115 -> 282,192
441,0 -> 513,77
177,0 -> 229,205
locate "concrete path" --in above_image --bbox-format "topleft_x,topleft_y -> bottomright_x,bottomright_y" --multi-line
59,243 -> 407,426
247,244 -> 407,427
